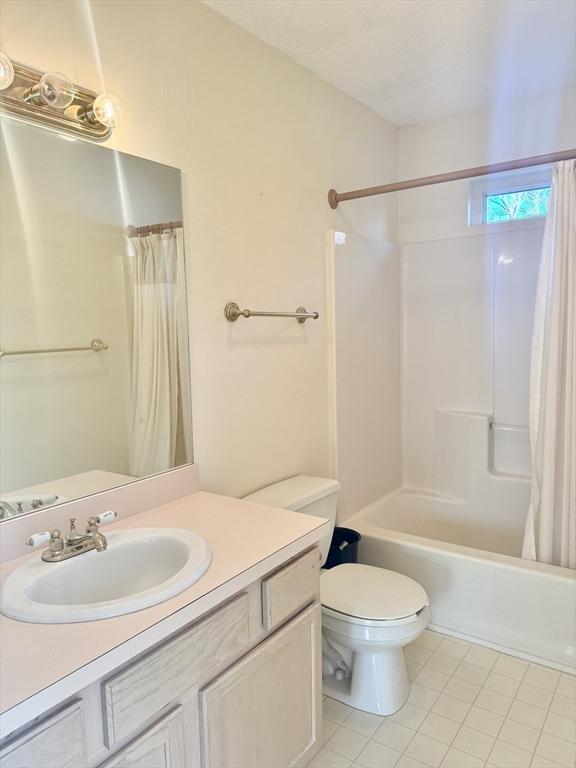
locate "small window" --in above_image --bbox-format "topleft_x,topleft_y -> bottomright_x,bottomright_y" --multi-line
485,186 -> 551,223
468,167 -> 552,227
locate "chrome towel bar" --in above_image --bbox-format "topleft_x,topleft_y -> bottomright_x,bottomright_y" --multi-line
0,338 -> 109,358
224,302 -> 319,324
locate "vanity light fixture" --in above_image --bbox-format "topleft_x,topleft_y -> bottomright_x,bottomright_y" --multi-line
0,55 -> 122,141
78,92 -> 123,129
23,71 -> 76,109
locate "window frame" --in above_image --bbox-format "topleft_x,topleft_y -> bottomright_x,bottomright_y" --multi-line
468,166 -> 552,227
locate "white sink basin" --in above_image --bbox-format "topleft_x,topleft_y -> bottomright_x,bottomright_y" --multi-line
0,528 -> 212,623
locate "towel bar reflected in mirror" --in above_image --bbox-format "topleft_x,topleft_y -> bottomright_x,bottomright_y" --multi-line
0,338 -> 109,358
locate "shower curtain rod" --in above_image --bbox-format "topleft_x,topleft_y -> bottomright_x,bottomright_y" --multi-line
327,148 -> 576,209
125,220 -> 183,237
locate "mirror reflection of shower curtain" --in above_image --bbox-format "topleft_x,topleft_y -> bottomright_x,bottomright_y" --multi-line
522,160 -> 575,569
127,229 -> 192,477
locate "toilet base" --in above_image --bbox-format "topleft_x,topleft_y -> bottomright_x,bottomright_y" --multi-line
323,646 -> 410,716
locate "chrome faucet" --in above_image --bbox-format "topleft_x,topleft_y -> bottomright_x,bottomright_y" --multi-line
40,517 -> 108,562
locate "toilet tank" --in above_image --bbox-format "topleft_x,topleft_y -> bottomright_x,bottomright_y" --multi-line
244,475 -> 340,565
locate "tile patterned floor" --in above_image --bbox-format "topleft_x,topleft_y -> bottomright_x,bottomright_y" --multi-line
310,630 -> 576,768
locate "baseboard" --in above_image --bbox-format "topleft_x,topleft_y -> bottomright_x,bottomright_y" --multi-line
428,623 -> 576,676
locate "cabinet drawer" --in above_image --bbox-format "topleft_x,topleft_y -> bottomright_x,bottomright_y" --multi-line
103,593 -> 250,747
99,708 -> 185,768
262,548 -> 319,632
0,701 -> 86,768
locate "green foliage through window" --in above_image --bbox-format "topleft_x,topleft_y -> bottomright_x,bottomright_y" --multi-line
485,187 -> 551,222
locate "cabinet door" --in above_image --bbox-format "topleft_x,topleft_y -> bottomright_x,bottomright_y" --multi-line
200,602 -> 321,768
0,701 -> 86,768
99,708 -> 185,768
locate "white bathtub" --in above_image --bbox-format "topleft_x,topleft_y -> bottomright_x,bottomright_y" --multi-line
349,489 -> 576,671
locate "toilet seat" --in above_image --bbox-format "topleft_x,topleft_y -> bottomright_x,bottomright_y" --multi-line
322,604 -> 426,628
321,563 -> 428,623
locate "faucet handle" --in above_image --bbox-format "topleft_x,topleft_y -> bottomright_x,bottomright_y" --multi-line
48,529 -> 64,553
26,531 -> 51,547
96,510 -> 117,526
86,516 -> 99,534
26,529 -> 63,551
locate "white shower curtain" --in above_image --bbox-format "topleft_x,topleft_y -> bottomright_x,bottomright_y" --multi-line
522,160 -> 576,569
128,229 -> 192,477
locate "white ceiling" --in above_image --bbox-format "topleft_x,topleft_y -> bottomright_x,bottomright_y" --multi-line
203,0 -> 576,126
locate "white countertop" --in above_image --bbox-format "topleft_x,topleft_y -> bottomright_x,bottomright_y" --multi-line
0,491 -> 328,736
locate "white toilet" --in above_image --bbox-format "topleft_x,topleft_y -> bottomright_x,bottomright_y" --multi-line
244,475 -> 430,715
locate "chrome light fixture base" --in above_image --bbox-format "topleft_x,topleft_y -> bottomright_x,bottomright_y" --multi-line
0,60 -> 112,141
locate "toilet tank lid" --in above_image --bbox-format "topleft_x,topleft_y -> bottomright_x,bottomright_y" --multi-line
244,475 -> 340,510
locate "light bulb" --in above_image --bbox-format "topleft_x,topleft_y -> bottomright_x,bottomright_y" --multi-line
91,93 -> 122,128
0,53 -> 15,90
36,71 -> 75,108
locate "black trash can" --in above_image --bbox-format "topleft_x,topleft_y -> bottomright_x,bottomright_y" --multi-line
323,527 -> 362,569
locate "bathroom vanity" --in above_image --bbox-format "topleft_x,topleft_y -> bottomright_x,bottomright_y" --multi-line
0,488 -> 329,768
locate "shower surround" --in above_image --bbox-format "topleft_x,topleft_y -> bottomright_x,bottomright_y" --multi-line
327,225 -> 576,669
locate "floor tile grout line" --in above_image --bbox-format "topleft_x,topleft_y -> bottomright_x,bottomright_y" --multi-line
485,653 -> 532,761
446,654 -> 507,765
536,660 -> 568,759
532,665 -> 574,761
389,637 -> 483,766
404,635 -> 498,763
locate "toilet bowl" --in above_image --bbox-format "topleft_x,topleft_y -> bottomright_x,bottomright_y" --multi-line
243,475 -> 430,716
321,563 -> 429,714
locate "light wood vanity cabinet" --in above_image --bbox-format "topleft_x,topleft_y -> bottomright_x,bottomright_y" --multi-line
0,548 -> 321,768
102,593 -> 251,748
0,701 -> 87,768
262,547 -> 320,632
201,603 -> 321,768
99,709 -> 186,768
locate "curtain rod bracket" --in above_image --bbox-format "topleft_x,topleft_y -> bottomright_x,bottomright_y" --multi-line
328,189 -> 339,209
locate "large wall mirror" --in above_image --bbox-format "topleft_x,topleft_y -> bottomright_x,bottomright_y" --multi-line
0,118 -> 193,520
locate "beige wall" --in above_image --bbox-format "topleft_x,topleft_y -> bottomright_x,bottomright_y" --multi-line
0,0 -> 398,498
